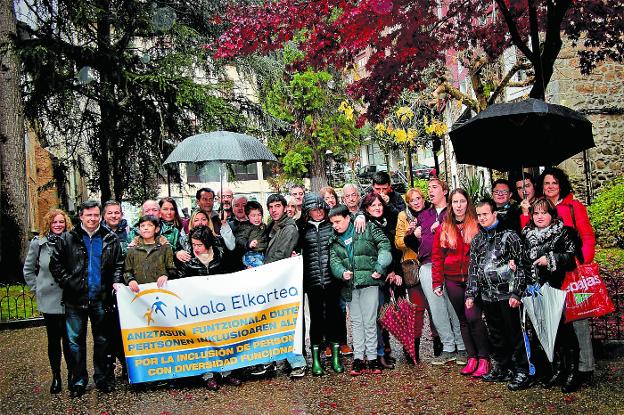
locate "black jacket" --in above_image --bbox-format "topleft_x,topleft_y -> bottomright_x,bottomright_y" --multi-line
301,220 -> 334,289
178,248 -> 223,278
50,226 -> 124,308
521,220 -> 580,289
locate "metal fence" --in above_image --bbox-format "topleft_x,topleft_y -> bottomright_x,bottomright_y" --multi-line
1,272 -> 623,339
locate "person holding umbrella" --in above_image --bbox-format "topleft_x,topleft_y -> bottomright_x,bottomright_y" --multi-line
520,197 -> 582,392
538,167 -> 596,388
432,189 -> 491,377
510,172 -> 538,230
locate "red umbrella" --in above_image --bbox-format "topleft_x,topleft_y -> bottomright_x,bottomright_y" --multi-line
378,290 -> 418,361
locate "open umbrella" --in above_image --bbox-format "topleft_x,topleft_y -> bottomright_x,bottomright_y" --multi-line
449,98 -> 594,171
163,131 -> 278,199
521,282 -> 567,362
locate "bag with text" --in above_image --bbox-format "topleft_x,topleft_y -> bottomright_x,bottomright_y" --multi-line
562,261 -> 615,323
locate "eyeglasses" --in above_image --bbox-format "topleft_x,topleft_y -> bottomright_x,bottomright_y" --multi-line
493,190 -> 509,195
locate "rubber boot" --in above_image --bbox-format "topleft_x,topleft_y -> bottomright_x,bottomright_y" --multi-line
311,345 -> 325,376
50,371 -> 62,394
330,343 -> 345,373
562,348 -> 582,393
542,351 -> 565,389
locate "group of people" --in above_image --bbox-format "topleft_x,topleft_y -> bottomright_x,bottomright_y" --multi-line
23,166 -> 596,398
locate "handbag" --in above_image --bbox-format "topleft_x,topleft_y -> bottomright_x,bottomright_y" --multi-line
562,261 -> 615,323
401,259 -> 420,287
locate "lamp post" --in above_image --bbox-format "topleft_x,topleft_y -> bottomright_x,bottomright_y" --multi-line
326,149 -> 333,187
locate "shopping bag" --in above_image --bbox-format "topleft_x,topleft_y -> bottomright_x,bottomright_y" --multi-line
562,261 -> 615,323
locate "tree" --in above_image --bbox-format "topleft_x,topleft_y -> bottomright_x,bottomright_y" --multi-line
16,0 -> 258,205
0,0 -> 29,280
214,0 -> 623,119
263,67 -> 361,191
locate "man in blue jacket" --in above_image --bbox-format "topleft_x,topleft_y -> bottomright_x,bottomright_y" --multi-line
50,201 -> 123,398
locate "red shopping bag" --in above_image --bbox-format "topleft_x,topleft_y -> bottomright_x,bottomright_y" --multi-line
562,261 -> 615,323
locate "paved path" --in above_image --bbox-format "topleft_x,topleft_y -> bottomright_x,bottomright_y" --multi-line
1,326 -> 623,414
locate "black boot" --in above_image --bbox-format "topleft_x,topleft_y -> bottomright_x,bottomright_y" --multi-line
542,352 -> 565,389
507,370 -> 534,391
50,372 -> 62,394
414,337 -> 421,363
562,348 -> 582,393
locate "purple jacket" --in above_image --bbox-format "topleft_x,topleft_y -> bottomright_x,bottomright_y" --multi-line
404,205 -> 447,265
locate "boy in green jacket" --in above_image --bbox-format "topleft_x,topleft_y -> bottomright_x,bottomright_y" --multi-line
123,215 -> 176,293
328,205 -> 392,376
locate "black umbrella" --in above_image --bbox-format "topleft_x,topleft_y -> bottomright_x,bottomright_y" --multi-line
449,98 -> 594,171
163,131 -> 278,199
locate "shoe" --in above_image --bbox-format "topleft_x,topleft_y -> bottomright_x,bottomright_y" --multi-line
577,370 -> 594,386
324,346 -> 332,358
456,350 -> 468,366
50,372 -> 62,394
69,384 -> 86,398
222,376 -> 241,386
431,351 -> 456,366
290,366 -> 306,378
250,363 -> 274,376
384,354 -> 396,364
460,358 -> 479,375
379,355 -> 395,369
96,381 -> 115,393
414,337 -> 421,363
205,378 -> 219,391
432,336 -> 443,357
368,358 -> 383,374
508,372 -> 534,391
340,344 -> 353,356
472,358 -> 491,378
542,352 -> 565,389
482,365 -> 513,382
311,345 -> 325,376
330,343 -> 345,373
561,348 -> 582,393
350,359 -> 365,376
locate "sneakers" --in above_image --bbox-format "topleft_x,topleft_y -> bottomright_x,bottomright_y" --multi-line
471,358 -> 491,378
482,365 -> 513,382
455,350 -> 468,366
340,344 -> 353,356
289,366 -> 306,378
350,359 -> 365,376
431,351 -> 456,366
368,358 -> 383,374
250,363 -> 274,376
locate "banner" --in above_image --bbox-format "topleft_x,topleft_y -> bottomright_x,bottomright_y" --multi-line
116,256 -> 303,384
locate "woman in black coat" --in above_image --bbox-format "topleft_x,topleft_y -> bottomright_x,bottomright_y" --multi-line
521,197 -> 582,393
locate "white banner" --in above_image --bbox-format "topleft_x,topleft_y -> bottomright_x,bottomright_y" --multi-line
116,256 -> 303,384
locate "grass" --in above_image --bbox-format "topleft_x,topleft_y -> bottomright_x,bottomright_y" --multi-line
596,248 -> 624,272
0,285 -> 39,321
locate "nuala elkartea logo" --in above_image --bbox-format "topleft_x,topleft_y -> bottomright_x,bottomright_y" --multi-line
131,289 -> 182,326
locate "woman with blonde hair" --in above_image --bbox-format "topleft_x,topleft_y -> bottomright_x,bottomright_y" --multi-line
23,208 -> 74,394
432,189 -> 490,377
320,186 -> 339,208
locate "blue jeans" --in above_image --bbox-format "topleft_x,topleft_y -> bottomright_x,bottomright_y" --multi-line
65,302 -> 110,387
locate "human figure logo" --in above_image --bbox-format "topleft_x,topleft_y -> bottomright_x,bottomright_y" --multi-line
152,296 -> 167,316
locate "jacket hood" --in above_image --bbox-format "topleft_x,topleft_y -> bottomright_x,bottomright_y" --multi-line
302,193 -> 329,216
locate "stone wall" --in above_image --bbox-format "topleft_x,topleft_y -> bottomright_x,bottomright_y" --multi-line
547,40 -> 624,202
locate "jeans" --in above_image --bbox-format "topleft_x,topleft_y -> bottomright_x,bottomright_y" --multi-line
573,319 -> 595,372
65,302 -> 110,387
350,286 -> 379,361
420,263 -> 464,352
445,280 -> 490,359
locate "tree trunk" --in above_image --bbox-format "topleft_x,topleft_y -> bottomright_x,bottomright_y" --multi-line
96,0 -> 113,204
309,150 -> 328,192
0,0 -> 29,281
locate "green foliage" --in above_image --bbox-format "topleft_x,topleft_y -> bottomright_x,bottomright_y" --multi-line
588,177 -> 624,248
0,285 -> 39,321
410,179 -> 429,199
460,174 -> 491,203
594,248 -> 624,270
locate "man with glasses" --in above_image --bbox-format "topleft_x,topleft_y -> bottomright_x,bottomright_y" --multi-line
492,179 -> 520,233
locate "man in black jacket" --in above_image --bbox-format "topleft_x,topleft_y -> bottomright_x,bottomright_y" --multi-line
50,201 -> 124,398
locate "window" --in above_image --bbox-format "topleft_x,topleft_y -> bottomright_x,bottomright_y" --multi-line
186,163 -> 220,183
231,163 -> 258,181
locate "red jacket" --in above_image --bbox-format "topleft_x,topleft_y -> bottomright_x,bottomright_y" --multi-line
431,225 -> 471,290
556,193 -> 595,264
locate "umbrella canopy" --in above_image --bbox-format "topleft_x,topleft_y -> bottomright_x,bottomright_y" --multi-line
163,131 -> 278,166
378,292 -> 418,362
449,98 -> 594,171
521,282 -> 567,362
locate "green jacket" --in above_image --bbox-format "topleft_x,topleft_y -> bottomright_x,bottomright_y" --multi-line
329,221 -> 392,300
123,240 -> 176,285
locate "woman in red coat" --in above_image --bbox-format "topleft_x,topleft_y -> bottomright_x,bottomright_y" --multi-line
539,167 -> 596,388
432,189 -> 491,377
